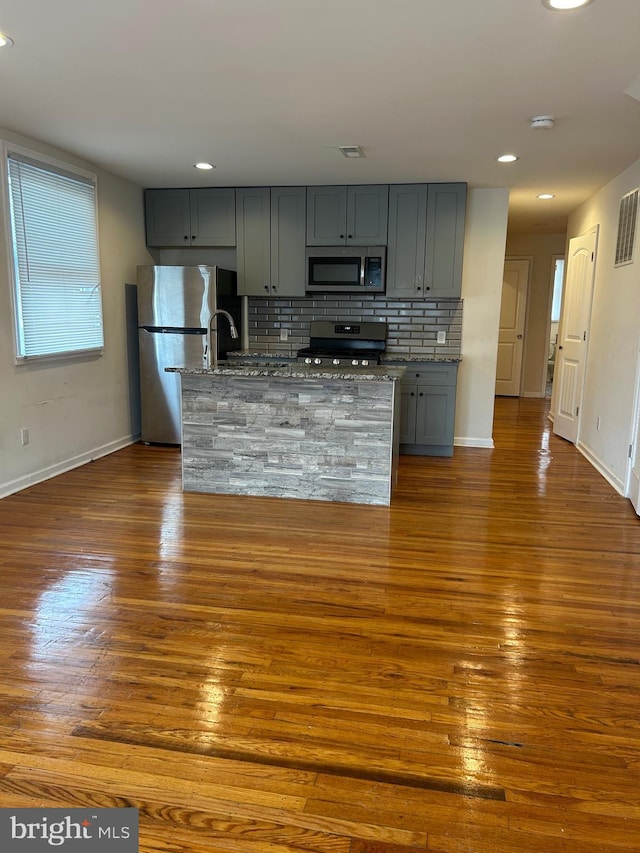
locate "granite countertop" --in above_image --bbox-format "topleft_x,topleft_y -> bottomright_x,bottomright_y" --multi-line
166,363 -> 405,382
225,350 -> 461,364
383,355 -> 462,364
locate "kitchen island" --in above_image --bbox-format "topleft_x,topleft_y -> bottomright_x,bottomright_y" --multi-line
166,363 -> 404,505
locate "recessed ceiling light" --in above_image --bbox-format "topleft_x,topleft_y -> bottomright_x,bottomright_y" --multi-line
541,0 -> 593,10
538,193 -> 555,199
497,154 -> 519,163
194,162 -> 215,170
0,32 -> 14,47
338,146 -> 365,159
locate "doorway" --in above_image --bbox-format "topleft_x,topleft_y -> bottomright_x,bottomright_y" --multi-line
546,256 -> 565,398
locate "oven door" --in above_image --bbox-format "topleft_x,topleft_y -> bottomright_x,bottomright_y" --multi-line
305,247 -> 385,293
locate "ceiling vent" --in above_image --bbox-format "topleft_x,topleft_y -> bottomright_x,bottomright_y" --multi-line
615,188 -> 639,266
338,146 -> 365,159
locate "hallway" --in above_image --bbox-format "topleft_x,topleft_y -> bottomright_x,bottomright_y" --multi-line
0,397 -> 639,852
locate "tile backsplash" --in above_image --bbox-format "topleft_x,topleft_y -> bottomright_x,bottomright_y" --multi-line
247,295 -> 462,358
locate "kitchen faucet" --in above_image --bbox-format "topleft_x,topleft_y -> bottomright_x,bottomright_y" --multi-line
205,309 -> 239,369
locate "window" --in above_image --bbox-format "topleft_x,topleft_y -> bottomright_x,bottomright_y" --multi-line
4,145 -> 103,360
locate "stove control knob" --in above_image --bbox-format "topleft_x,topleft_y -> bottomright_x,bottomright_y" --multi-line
314,358 -> 322,365
304,357 -> 312,364
361,359 -> 369,366
332,358 -> 341,365
351,359 -> 359,366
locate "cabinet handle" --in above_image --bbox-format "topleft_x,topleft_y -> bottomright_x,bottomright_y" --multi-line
419,392 -> 424,397
410,392 -> 415,397
192,235 -> 196,240
348,234 -> 353,239
264,285 -> 269,291
339,234 -> 345,239
184,235 -> 188,240
415,373 -> 420,378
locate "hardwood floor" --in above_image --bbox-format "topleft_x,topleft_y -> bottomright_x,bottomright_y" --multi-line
1,396 -> 639,852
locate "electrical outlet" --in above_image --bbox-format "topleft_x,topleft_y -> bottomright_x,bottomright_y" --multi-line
20,427 -> 29,446
437,331 -> 447,345
279,328 -> 288,342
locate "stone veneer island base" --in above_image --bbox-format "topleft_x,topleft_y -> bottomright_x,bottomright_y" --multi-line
167,364 -> 405,506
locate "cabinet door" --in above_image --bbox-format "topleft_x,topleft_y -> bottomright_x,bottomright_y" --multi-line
190,188 -> 236,246
346,185 -> 389,245
399,383 -> 418,444
386,184 -> 428,298
306,186 -> 348,245
424,183 -> 466,298
270,187 -> 306,296
144,189 -> 191,247
236,188 -> 271,296
415,385 -> 456,446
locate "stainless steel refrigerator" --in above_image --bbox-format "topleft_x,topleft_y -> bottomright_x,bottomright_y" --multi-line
136,265 -> 241,444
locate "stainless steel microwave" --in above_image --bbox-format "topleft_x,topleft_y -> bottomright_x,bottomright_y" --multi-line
305,246 -> 386,294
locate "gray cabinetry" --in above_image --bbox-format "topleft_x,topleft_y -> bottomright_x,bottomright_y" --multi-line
386,183 -> 466,298
386,184 -> 428,298
398,362 -> 458,456
236,187 -> 306,296
144,188 -> 236,247
306,185 -> 388,246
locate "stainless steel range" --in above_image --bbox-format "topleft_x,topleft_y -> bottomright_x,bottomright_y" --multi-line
297,320 -> 387,367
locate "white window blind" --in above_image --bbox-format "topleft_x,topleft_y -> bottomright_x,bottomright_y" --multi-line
7,151 -> 103,359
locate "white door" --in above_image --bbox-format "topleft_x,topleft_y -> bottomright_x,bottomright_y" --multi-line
552,227 -> 598,443
495,259 -> 529,396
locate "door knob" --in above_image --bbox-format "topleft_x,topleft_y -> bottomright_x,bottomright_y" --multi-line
517,334 -> 523,339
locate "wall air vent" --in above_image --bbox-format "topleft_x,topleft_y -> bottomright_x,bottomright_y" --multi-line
615,188 -> 639,266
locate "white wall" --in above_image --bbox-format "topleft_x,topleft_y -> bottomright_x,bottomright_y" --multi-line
455,188 -> 510,448
564,158 -> 640,494
0,129 -> 152,498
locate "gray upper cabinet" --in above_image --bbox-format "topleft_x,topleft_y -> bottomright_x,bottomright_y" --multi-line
270,187 -> 306,296
386,183 -> 466,299
306,185 -> 388,246
386,184 -> 428,298
145,188 -> 236,247
236,187 -> 306,297
144,189 -> 190,247
425,183 -> 467,298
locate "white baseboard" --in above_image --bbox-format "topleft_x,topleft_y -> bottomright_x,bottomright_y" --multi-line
454,437 -> 495,449
522,390 -> 546,398
576,440 -> 626,497
0,435 -> 138,499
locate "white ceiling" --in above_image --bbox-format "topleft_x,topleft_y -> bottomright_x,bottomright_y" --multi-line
1,0 -> 640,233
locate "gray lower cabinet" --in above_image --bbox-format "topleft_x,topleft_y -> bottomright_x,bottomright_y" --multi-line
236,187 -> 306,296
306,185 -> 388,246
387,183 -> 466,299
398,362 -> 458,456
144,188 -> 236,247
